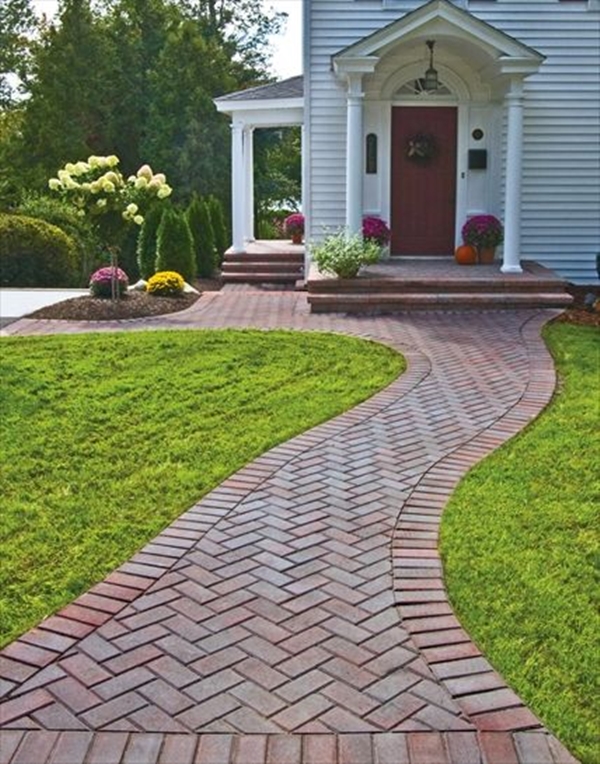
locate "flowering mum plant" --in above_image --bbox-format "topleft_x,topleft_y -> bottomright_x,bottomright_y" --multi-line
284,213 -> 304,237
461,214 -> 504,249
147,271 -> 185,297
89,266 -> 129,298
362,216 -> 390,247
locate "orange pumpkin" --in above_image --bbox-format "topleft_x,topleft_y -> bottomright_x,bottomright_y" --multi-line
454,244 -> 478,265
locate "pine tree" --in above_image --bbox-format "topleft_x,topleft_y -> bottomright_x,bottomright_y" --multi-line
155,207 -> 196,282
206,195 -> 229,267
136,203 -> 164,279
186,194 -> 216,278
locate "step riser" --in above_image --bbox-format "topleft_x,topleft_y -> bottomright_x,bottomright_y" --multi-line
224,253 -> 304,264
223,263 -> 304,274
308,281 -> 568,295
308,294 -> 573,313
223,273 -> 302,283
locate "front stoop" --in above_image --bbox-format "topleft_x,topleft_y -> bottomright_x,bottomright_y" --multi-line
307,259 -> 573,313
222,241 -> 304,285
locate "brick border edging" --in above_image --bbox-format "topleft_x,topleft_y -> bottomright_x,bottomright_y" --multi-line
392,310 -> 566,735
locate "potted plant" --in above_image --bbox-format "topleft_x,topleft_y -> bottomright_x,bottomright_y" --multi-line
311,230 -> 381,278
284,213 -> 305,244
362,216 -> 391,256
461,214 -> 504,264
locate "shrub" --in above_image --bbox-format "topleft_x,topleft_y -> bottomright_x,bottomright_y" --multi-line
89,266 -> 129,298
311,230 -> 381,278
136,204 -> 165,279
206,195 -> 229,267
147,270 -> 185,297
18,194 -> 101,285
186,195 -> 216,278
155,208 -> 196,282
0,213 -> 79,287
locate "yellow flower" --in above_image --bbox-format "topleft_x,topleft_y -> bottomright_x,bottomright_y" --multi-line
90,181 -> 102,193
134,176 -> 148,190
48,178 -> 61,190
106,155 -> 119,167
102,180 -> 116,193
133,215 -> 144,225
157,185 -> 172,199
126,203 -> 138,215
65,162 -> 76,174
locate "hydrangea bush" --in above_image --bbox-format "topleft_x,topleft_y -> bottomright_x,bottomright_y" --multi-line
362,216 -> 391,247
89,266 -> 129,298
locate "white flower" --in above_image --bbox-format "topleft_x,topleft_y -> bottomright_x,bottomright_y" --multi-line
48,178 -> 61,190
90,180 -> 102,193
102,180 -> 116,193
127,175 -> 136,183
133,215 -> 144,225
88,155 -> 100,168
102,171 -> 120,186
148,178 -> 160,190
157,185 -> 172,199
65,162 -> 76,174
137,164 -> 153,180
134,176 -> 148,190
126,203 -> 138,215
106,155 -> 119,167
65,178 -> 79,190
74,161 -> 89,176
96,198 -> 107,208
153,173 -> 166,184
58,170 -> 70,183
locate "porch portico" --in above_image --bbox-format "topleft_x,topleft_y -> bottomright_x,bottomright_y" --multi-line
214,77 -> 304,254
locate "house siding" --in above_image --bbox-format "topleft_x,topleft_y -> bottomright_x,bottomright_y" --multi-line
307,0 -> 600,282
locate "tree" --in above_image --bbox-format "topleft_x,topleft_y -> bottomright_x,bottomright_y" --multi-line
0,0 -> 37,108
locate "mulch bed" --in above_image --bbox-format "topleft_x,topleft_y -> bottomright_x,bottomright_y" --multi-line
554,284 -> 600,327
26,278 -> 222,322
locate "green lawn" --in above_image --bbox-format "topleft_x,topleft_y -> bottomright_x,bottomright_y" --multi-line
0,329 -> 404,646
440,323 -> 599,764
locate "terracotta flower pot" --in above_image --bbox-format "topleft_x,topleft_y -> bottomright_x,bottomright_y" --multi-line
478,247 -> 496,264
291,233 -> 302,245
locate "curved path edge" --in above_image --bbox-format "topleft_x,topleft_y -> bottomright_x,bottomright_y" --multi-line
0,299 -> 580,763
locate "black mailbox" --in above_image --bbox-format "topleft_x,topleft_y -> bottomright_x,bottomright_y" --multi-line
469,149 -> 487,170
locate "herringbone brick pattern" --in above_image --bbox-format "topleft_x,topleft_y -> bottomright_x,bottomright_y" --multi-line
1,294 -> 578,763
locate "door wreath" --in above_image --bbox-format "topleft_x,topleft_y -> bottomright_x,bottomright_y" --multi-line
406,133 -> 437,163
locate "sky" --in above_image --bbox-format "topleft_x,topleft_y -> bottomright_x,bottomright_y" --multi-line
30,0 -> 303,79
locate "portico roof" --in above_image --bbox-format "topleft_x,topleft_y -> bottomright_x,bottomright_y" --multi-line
214,75 -> 304,125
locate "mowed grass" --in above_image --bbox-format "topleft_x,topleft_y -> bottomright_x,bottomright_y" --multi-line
0,329 -> 404,646
440,323 -> 599,764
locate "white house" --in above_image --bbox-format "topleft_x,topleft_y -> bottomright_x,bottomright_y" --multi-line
215,0 -> 600,284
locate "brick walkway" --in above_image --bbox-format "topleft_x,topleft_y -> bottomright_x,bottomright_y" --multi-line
0,292 -> 578,763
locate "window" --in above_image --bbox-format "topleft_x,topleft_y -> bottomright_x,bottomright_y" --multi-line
366,133 -> 378,174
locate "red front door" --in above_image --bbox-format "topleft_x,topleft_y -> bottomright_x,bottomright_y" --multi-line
390,106 -> 457,255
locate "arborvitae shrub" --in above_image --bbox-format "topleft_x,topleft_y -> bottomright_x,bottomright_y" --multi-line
155,208 -> 196,282
0,213 -> 79,287
186,195 -> 216,278
137,204 -> 165,279
206,195 -> 228,267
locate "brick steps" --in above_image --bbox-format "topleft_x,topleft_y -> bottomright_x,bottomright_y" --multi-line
307,260 -> 572,313
222,245 -> 304,285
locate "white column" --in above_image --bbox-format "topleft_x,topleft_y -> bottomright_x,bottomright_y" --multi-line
345,74 -> 364,235
231,121 -> 245,253
502,78 -> 524,274
244,126 -> 255,242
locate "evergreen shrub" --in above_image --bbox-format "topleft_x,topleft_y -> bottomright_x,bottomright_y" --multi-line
186,195 -> 216,278
206,195 -> 228,267
155,208 -> 196,282
137,204 -> 165,279
147,270 -> 185,296
0,213 -> 79,287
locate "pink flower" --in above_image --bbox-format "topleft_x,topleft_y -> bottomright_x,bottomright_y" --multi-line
362,216 -> 390,247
